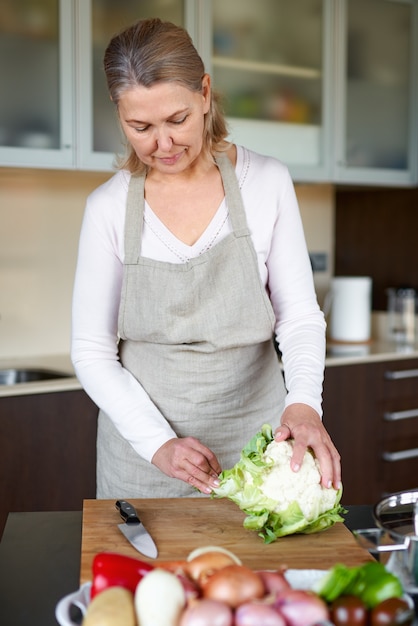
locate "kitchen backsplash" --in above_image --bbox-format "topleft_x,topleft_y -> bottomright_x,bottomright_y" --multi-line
0,168 -> 334,359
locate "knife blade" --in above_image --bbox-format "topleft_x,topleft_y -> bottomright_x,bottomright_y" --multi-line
115,500 -> 158,559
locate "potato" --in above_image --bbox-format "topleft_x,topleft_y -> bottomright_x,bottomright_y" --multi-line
83,586 -> 136,626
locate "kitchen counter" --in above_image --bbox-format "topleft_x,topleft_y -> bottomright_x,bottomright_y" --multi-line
0,505 -> 409,626
0,354 -> 80,397
1,337 -> 417,398
325,338 -> 418,367
325,311 -> 418,366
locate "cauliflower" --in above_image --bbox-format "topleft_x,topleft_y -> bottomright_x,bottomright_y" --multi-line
261,439 -> 339,521
212,424 -> 344,543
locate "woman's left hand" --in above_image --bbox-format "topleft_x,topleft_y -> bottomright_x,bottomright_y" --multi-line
274,403 -> 341,491
151,436 -> 222,494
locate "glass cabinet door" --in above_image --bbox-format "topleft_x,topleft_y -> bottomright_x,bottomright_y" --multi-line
77,0 -> 185,170
335,0 -> 417,185
209,0 -> 333,180
0,0 -> 74,168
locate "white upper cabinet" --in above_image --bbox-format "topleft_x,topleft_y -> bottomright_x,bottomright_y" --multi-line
0,0 -> 417,185
76,0 -> 187,170
334,0 -> 418,186
0,0 -> 75,168
0,0 -> 189,171
207,0 -> 333,182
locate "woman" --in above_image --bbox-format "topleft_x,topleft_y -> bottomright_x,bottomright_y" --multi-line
71,18 -> 341,499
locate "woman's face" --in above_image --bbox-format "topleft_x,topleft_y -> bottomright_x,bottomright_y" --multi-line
117,75 -> 211,175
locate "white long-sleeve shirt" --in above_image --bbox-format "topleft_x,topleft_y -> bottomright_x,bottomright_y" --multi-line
71,145 -> 326,462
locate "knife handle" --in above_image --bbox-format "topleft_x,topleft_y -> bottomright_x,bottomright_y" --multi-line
115,500 -> 141,524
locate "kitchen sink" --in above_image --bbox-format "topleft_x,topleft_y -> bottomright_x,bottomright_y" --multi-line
0,368 -> 72,385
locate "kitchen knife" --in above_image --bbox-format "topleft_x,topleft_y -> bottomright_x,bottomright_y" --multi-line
115,500 -> 158,559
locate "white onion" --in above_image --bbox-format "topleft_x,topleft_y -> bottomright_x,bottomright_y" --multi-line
135,569 -> 185,626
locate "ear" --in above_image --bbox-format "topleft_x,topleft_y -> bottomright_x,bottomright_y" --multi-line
201,74 -> 211,113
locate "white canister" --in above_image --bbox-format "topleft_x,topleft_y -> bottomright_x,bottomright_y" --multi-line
325,276 -> 372,343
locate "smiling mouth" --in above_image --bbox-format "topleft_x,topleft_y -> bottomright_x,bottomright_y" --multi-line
156,151 -> 184,165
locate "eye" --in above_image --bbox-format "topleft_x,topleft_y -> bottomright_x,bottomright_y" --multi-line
171,115 -> 187,125
134,125 -> 149,133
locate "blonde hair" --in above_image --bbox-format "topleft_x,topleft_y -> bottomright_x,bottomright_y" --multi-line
103,18 -> 229,174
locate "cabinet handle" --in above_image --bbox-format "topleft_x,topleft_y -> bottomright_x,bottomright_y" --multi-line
385,368 -> 418,380
383,448 -> 418,462
384,408 -> 418,421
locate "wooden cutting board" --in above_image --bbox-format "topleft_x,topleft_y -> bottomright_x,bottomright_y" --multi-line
80,498 -> 373,584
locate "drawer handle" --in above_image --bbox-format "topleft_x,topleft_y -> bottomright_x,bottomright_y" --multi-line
383,448 -> 418,462
384,408 -> 418,421
385,368 -> 418,380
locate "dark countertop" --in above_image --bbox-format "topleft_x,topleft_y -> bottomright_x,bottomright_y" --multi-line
0,506 -> 385,626
0,511 -> 83,626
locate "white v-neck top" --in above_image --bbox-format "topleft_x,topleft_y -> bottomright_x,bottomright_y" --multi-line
71,146 -> 326,462
143,198 -> 229,262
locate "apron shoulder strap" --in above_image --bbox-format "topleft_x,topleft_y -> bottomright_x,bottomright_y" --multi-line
215,154 -> 250,237
124,173 -> 146,264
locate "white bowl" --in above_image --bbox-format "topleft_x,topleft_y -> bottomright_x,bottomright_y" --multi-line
55,582 -> 91,626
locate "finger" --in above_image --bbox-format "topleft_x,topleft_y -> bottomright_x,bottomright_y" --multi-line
288,436 -> 334,490
316,453 -> 334,489
184,438 -> 222,476
202,451 -> 222,477
273,423 -> 291,442
208,459 -> 222,477
313,443 -> 341,490
176,445 -> 221,488
331,449 -> 342,490
288,438 -> 307,473
316,434 -> 342,489
187,473 -> 213,494
178,462 -> 219,494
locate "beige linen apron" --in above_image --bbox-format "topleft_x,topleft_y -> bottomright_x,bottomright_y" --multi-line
97,155 -> 287,498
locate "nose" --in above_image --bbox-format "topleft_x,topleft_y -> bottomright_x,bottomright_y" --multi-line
155,126 -> 173,152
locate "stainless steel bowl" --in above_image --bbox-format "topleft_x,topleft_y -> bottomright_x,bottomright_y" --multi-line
374,490 -> 418,539
373,490 -> 418,591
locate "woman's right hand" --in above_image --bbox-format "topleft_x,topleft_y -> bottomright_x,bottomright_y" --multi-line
151,437 -> 222,494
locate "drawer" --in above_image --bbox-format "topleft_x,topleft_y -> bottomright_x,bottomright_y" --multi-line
381,405 -> 418,425
381,429 -> 418,458
380,429 -> 418,497
381,456 -> 418,496
382,408 -> 418,452
377,359 -> 418,401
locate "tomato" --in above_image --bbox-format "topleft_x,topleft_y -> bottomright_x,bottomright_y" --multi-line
330,595 -> 368,626
370,597 -> 414,626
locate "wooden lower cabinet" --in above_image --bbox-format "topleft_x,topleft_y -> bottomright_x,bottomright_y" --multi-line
0,389 -> 98,538
323,358 -> 418,506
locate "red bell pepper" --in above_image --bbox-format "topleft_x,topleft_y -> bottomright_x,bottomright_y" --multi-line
91,552 -> 155,598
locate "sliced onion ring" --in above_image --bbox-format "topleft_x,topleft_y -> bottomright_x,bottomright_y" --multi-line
186,546 -> 242,565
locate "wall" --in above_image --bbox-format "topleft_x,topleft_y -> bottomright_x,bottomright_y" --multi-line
0,168 -> 334,360
296,184 -> 335,306
0,168 -> 109,359
335,186 -> 418,311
